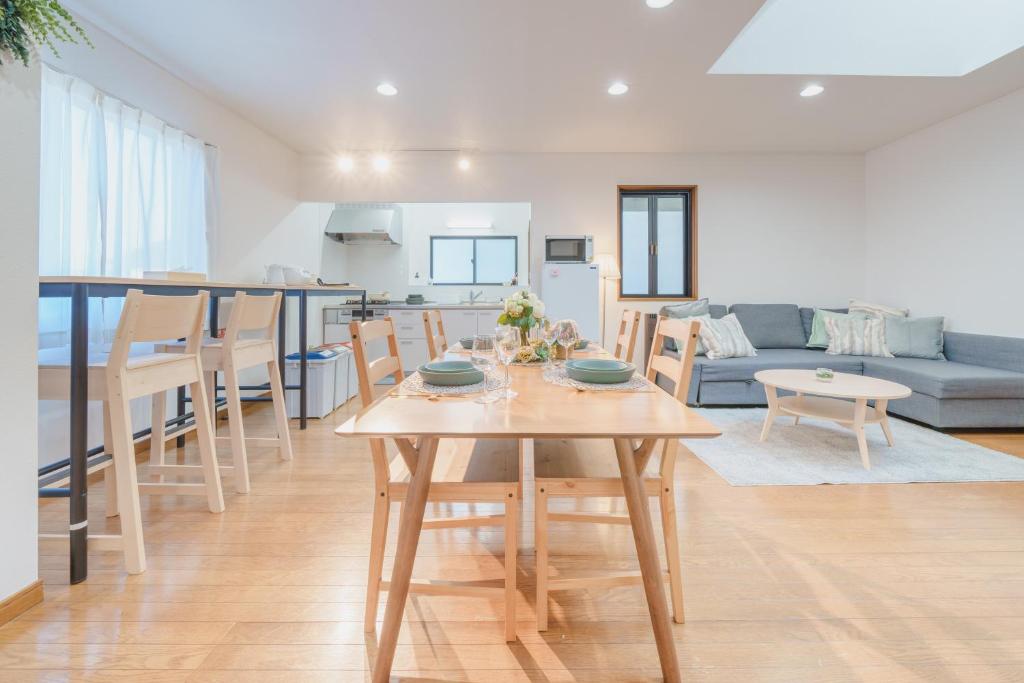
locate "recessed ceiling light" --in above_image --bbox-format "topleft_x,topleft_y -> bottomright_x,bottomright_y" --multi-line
372,155 -> 391,172
336,156 -> 355,172
800,84 -> 825,97
457,157 -> 471,171
646,0 -> 674,7
376,82 -> 397,96
607,81 -> 629,96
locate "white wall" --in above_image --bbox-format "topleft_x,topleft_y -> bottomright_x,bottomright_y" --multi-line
0,61 -> 41,599
321,202 -> 532,301
865,87 -> 1024,337
301,152 -> 866,348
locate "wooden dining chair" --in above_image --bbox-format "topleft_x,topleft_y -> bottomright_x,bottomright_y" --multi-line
422,309 -> 448,360
39,289 -> 224,574
533,316 -> 700,630
158,291 -> 292,494
350,316 -> 521,641
614,309 -> 642,361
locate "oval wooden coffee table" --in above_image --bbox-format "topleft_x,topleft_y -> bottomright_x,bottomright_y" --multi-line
753,369 -> 912,470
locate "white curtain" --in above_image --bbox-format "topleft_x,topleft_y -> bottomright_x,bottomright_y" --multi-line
38,65 -> 213,347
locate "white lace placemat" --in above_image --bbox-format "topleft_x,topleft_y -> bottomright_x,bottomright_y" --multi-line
543,366 -> 655,392
396,369 -> 510,396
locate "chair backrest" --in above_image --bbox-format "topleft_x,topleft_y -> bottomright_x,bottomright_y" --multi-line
614,309 -> 642,361
349,316 -> 404,408
645,317 -> 700,402
108,289 -> 208,368
222,291 -> 282,346
422,310 -> 448,360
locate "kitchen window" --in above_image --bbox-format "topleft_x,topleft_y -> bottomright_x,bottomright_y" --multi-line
430,236 -> 518,285
618,186 -> 697,299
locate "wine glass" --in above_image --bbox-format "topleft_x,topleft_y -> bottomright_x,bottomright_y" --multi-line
494,326 -> 521,400
541,318 -> 559,375
471,334 -> 499,404
553,319 -> 580,365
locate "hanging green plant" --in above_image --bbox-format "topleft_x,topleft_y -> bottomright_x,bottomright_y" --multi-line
0,0 -> 91,67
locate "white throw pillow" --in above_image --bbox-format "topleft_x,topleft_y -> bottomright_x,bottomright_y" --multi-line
848,299 -> 909,318
698,313 -> 757,360
825,316 -> 894,357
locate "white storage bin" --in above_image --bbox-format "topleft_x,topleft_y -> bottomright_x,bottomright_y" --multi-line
285,357 -> 338,419
331,347 -> 358,408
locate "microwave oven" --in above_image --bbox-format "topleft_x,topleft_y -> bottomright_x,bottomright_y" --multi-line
545,235 -> 594,263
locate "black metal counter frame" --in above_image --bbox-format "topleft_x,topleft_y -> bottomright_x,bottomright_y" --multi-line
38,279 -> 366,583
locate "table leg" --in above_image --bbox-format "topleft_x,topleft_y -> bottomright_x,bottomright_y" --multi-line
760,385 -> 779,442
614,438 -> 680,683
372,436 -> 439,683
69,283 -> 89,584
299,290 -> 308,430
853,398 -> 871,470
876,399 -> 894,446
793,391 -> 802,425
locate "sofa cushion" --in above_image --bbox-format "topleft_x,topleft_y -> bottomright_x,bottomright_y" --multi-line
660,299 -> 709,354
708,304 -> 728,319
799,307 -> 849,340
944,332 -> 1024,374
729,304 -> 807,349
862,357 -> 1024,400
696,348 -> 863,383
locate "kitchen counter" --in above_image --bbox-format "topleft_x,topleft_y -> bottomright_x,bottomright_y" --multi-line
332,302 -> 503,310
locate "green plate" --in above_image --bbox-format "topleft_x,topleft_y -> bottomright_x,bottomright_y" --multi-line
566,359 -> 629,371
459,337 -> 474,349
575,339 -> 589,350
418,365 -> 484,386
423,360 -> 475,372
565,360 -> 635,384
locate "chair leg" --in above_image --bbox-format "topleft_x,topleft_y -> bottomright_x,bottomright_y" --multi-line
190,371 -> 226,513
102,408 -> 119,518
535,483 -> 549,631
149,390 -> 166,483
267,360 -> 293,461
660,482 -> 685,624
107,383 -> 146,574
364,487 -> 390,633
504,488 -> 518,642
222,364 -> 251,494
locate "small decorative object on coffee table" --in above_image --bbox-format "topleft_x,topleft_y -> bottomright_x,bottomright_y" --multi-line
754,369 -> 912,470
815,367 -> 834,382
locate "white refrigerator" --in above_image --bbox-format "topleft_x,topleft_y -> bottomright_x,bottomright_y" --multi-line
540,262 -> 601,342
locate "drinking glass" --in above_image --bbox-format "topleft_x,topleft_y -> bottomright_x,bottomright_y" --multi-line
471,334 -> 499,404
553,319 -> 580,365
541,318 -> 559,376
494,326 -> 521,400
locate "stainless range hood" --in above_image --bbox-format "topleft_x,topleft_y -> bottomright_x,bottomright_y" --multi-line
324,203 -> 403,245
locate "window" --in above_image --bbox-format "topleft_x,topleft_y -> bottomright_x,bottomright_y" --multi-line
430,236 -> 517,285
618,186 -> 696,299
38,66 -> 214,346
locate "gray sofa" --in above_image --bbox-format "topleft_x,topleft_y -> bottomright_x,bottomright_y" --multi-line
657,304 -> 1024,429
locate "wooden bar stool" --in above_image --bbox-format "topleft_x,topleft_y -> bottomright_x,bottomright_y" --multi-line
533,317 -> 700,630
614,309 -> 642,361
422,309 -> 448,360
159,291 -> 292,493
350,316 -> 521,641
39,289 -> 225,574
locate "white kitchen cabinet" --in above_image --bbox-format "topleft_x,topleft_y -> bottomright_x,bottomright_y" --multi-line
441,309 -> 480,343
474,308 -> 501,334
396,338 -> 428,373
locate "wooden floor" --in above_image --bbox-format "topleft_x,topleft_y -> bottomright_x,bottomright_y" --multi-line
6,400 -> 1024,681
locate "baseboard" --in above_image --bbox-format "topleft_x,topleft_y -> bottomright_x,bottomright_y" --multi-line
0,579 -> 43,626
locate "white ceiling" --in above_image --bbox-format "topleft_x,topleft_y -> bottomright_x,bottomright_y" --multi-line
64,0 -> 1024,154
711,0 -> 1024,77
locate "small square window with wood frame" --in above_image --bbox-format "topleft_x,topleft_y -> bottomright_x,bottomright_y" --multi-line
430,235 -> 518,285
617,186 -> 697,300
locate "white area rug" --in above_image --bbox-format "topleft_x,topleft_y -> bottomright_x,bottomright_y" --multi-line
687,408 -> 1024,486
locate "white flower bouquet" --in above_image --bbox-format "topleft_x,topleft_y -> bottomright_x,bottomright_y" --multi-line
497,290 -> 546,346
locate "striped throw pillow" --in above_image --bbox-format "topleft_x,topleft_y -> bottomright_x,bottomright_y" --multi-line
698,313 -> 757,360
825,316 -> 893,357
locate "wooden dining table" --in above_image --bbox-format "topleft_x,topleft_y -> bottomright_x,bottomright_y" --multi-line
335,350 -> 722,682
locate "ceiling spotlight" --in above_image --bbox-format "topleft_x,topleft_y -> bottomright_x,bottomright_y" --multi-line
607,81 -> 629,96
376,82 -> 398,96
800,84 -> 825,97
336,156 -> 355,173
457,157 -> 471,171
646,0 -> 674,7
372,155 -> 391,172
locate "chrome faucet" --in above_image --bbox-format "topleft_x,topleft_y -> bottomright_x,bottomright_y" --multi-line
468,289 -> 483,304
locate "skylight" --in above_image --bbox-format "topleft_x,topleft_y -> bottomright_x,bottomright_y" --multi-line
709,0 -> 1024,77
